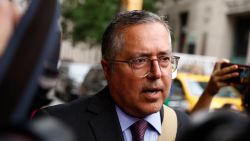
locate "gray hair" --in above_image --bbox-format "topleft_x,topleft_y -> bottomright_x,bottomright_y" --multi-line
101,10 -> 171,62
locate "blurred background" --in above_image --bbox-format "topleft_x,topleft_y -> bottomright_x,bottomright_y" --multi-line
12,0 -> 250,112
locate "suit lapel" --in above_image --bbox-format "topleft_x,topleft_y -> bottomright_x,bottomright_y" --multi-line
88,87 -> 124,141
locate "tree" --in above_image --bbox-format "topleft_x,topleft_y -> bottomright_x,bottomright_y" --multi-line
61,0 -> 156,46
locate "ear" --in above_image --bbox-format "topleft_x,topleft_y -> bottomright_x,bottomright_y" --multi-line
101,59 -> 110,80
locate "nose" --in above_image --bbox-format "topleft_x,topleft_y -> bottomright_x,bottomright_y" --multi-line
147,59 -> 162,79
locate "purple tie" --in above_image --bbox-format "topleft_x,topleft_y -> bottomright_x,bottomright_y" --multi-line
130,120 -> 148,141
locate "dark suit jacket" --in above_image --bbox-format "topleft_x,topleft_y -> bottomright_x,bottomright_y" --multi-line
34,86 -> 189,141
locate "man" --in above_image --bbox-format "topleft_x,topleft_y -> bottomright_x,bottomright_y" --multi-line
35,10 -> 189,141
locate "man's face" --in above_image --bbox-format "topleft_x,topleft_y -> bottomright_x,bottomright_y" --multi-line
102,22 -> 172,118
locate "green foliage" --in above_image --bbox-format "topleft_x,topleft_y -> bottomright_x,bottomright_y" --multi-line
143,0 -> 156,12
61,0 -> 156,46
61,0 -> 120,46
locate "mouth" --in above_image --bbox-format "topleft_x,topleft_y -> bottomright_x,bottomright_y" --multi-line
142,88 -> 162,94
142,87 -> 163,101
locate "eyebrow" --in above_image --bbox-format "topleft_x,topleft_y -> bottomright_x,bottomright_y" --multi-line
133,50 -> 172,58
158,50 -> 172,56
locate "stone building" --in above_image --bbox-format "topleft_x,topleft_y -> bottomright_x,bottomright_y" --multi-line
157,0 -> 250,64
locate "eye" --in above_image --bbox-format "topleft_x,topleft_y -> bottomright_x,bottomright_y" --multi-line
159,56 -> 170,62
131,57 -> 148,68
132,57 -> 147,64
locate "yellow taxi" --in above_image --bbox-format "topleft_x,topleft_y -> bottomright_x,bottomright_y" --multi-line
165,72 -> 242,112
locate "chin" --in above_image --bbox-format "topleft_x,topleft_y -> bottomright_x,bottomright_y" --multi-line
142,103 -> 162,115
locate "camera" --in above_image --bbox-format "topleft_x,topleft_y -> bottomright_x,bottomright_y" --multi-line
221,63 -> 250,86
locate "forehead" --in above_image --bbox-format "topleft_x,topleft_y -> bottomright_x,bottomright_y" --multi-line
118,22 -> 171,57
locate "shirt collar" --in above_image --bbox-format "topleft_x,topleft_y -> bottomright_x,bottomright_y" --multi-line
115,105 -> 162,134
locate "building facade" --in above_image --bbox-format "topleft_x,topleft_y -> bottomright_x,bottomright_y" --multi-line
157,0 -> 250,64
13,0 -> 250,65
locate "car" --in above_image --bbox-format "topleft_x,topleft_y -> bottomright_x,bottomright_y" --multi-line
166,72 -> 242,112
80,65 -> 107,96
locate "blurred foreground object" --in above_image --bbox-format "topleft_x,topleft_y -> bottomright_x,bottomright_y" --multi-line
0,0 -> 75,140
0,117 -> 74,141
178,111 -> 250,141
0,0 -> 20,56
0,0 -> 59,123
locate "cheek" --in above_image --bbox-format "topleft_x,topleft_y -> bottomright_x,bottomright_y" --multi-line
114,66 -> 139,82
111,67 -> 141,90
163,72 -> 172,92
110,73 -> 142,105
117,75 -> 142,92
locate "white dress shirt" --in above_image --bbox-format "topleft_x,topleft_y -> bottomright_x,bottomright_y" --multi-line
115,105 -> 162,141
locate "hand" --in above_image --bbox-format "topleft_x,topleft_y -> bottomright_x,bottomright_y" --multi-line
205,59 -> 239,96
0,0 -> 20,56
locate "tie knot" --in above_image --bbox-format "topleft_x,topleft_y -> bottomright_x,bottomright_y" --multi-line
131,120 -> 148,141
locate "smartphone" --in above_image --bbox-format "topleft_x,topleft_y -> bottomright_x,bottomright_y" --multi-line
221,63 -> 250,86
